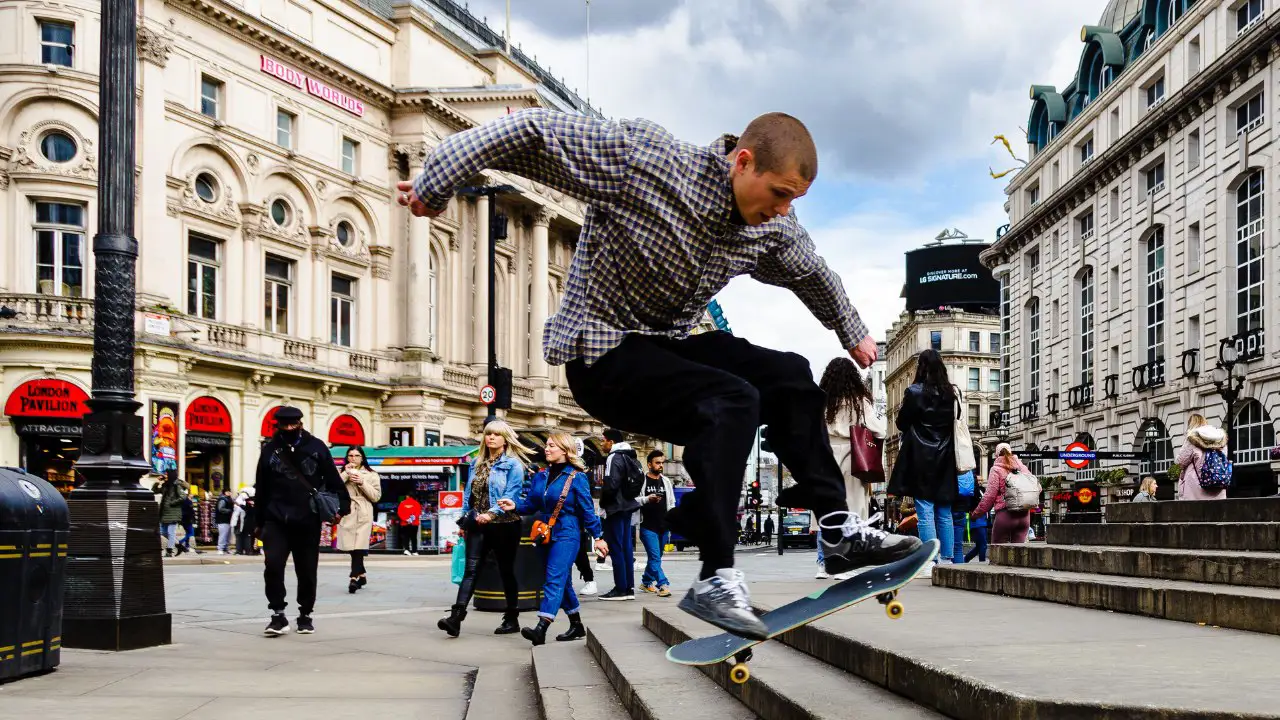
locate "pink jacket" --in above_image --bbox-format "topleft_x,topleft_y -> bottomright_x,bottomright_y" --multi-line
973,459 -> 1029,516
1175,441 -> 1227,501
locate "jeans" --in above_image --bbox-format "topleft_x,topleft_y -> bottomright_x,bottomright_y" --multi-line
262,519 -> 321,616
452,521 -> 521,618
181,522 -> 195,548
951,510 -> 968,563
603,513 -> 635,591
639,528 -> 669,588
217,523 -> 232,553
965,526 -> 989,562
162,523 -> 179,550
914,499 -> 953,564
538,533 -> 582,620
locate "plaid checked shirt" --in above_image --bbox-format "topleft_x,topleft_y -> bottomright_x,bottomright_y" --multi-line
412,108 -> 869,366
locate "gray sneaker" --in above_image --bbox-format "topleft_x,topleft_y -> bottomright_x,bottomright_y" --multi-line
677,569 -> 768,640
819,510 -> 922,576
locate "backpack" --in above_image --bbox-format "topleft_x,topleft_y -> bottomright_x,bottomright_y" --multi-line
622,455 -> 645,499
1198,449 -> 1233,490
957,470 -> 975,497
1002,470 -> 1040,512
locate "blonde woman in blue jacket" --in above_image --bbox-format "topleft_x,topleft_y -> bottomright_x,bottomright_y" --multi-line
499,431 -> 608,645
438,420 -> 531,637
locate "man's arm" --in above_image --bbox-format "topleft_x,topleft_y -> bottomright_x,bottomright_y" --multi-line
752,221 -> 869,350
411,108 -> 636,213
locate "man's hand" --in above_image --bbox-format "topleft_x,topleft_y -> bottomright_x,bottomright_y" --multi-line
850,335 -> 878,368
476,512 -> 492,525
396,181 -> 442,218
647,494 -> 661,504
497,499 -> 516,512
593,538 -> 609,558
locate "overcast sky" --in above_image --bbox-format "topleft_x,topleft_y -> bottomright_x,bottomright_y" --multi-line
463,0 -> 1110,373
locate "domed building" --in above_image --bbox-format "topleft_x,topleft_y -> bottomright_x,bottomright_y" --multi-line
980,0 -> 1279,504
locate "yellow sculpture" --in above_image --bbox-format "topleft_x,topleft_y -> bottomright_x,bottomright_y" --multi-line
988,132 -> 1028,179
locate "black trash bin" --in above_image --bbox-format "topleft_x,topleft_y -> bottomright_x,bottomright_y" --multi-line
0,468 -> 70,682
472,515 -> 546,612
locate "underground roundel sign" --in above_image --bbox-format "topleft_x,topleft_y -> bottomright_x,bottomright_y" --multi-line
479,384 -> 496,404
1063,441 -> 1092,470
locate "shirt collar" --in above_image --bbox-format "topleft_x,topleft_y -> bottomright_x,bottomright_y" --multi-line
709,134 -> 746,230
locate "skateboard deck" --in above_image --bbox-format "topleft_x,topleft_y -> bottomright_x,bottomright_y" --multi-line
666,539 -> 939,682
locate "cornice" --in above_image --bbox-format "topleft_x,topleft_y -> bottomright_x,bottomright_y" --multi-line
392,93 -> 478,132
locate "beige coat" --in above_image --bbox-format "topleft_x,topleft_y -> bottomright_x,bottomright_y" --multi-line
337,466 -> 382,551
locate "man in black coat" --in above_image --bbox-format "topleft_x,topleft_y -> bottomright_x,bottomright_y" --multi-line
254,406 -> 350,636
599,428 -> 642,601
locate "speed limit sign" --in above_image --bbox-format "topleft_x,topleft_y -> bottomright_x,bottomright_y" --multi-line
479,384 -> 496,404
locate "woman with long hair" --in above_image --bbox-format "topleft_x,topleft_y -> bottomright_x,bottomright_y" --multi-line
1176,412 -> 1229,501
972,443 -> 1032,544
887,349 -> 957,570
498,432 -> 607,645
438,420 -> 531,637
1133,476 -> 1159,502
336,446 -> 382,592
815,357 -> 886,579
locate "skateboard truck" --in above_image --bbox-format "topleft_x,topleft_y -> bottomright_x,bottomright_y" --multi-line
877,590 -> 905,619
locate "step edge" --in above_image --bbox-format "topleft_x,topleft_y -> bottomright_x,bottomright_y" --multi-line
532,643 -> 628,720
989,544 -> 1280,589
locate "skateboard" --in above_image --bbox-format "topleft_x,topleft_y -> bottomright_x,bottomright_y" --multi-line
666,538 -> 940,684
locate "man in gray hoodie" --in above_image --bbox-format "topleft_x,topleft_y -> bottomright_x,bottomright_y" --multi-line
599,428 -> 642,600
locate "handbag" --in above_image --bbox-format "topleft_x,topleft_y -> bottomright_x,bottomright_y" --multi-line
530,468 -> 574,545
273,447 -> 343,521
957,469 -> 975,497
953,399 -> 976,473
849,424 -> 885,483
450,538 -> 466,585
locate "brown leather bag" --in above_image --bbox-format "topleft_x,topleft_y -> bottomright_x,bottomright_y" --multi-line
849,424 -> 885,483
530,469 -> 574,545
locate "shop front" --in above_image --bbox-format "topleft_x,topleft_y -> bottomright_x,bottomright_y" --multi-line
328,414 -> 366,447
3,378 -> 89,495
185,396 -> 234,495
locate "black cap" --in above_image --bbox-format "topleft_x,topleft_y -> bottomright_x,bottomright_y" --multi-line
274,406 -> 304,424
603,428 -> 624,443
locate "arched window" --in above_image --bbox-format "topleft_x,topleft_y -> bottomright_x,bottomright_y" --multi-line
1098,65 -> 1114,94
1233,399 -> 1276,465
1145,229 -> 1166,363
1235,171 -> 1264,336
1143,28 -> 1156,51
1137,418 -> 1173,476
1026,299 -> 1041,402
1079,268 -> 1095,386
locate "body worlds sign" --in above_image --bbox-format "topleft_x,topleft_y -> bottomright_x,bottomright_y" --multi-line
260,56 -> 366,117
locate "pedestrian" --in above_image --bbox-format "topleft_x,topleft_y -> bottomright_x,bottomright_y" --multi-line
820,356 -> 886,522
887,349 -> 958,573
399,107 -> 920,639
1176,413 -> 1229,501
234,487 -> 257,555
156,476 -> 186,557
337,446 -> 382,593
971,443 -> 1033,545
397,495 -> 422,555
638,449 -> 674,597
438,420 -> 531,637
763,515 -> 774,546
254,406 -> 351,637
178,493 -> 202,555
215,489 -> 235,555
498,432 -> 608,645
962,483 -> 989,563
1133,476 -> 1159,502
599,429 -> 642,600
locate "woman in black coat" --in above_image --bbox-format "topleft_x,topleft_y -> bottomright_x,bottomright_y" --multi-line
887,349 -> 957,568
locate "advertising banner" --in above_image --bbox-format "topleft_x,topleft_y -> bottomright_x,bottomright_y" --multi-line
150,400 -> 180,479
437,490 -> 464,552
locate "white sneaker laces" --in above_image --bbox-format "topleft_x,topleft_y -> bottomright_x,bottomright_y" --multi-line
820,511 -> 888,544
707,571 -> 752,610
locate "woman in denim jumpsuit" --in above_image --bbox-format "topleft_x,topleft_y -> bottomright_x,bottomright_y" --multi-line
500,432 -> 608,645
438,420 -> 531,636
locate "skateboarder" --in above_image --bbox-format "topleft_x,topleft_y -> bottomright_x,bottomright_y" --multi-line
398,108 -> 922,639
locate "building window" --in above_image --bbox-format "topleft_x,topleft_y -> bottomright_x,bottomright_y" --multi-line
990,332 -> 1000,355
1052,160 -> 1060,190
1238,0 -> 1264,36
968,404 -> 981,429
1026,248 -> 1040,276
1236,170 -> 1265,335
1189,315 -> 1201,356
330,274 -> 355,347
194,172 -> 219,203
989,368 -> 1001,392
969,331 -> 980,352
1233,399 -> 1276,464
1078,136 -> 1094,168
1098,66 -> 1114,94
1169,0 -> 1184,25
1188,130 -> 1201,169
930,330 -> 942,351
1028,299 -> 1041,402
1145,77 -> 1166,110
341,137 -> 358,175
1080,267 -> 1095,386
270,198 -> 292,227
39,21 -> 74,67
1027,183 -> 1040,208
1078,210 -> 1095,242
1145,162 -> 1166,195
33,201 -> 85,297
200,75 -> 222,119
1109,187 -> 1120,221
187,233 -> 220,320
1236,92 -> 1264,135
1110,108 -> 1121,142
263,255 -> 292,334
1188,222 -> 1202,274
1143,27 -> 1156,51
1110,266 -> 1121,312
39,131 -> 77,163
1189,36 -> 1201,74
1139,419 -> 1174,476
1000,278 -> 1011,411
1145,228 -> 1166,363
968,367 -> 980,391
336,220 -> 354,247
276,109 -> 296,149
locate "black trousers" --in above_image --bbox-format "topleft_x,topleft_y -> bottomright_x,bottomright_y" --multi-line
452,520 -> 521,617
349,549 -> 367,577
567,332 -> 848,574
574,528 -> 595,582
262,518 -> 321,616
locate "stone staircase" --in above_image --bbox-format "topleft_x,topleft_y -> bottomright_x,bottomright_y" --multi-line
934,497 -> 1280,635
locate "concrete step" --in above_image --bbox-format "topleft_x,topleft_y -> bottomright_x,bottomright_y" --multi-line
1047,521 -> 1280,551
934,562 -> 1280,635
532,640 -> 628,720
742,578 -> 1280,719
993,543 -> 1280,588
585,620 -> 758,720
1105,496 -> 1280,524
641,606 -> 942,720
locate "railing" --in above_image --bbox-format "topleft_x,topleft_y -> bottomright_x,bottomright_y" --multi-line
204,322 -> 247,350
989,408 -> 1010,429
284,339 -> 318,362
1238,12 -> 1263,38
1019,401 -> 1038,422
1131,358 -> 1166,392
1046,393 -> 1060,415
1237,115 -> 1265,136
1180,349 -> 1199,377
513,382 -> 534,401
1147,181 -> 1166,196
0,293 -> 94,329
1103,374 -> 1119,399
1220,327 -> 1265,363
444,366 -> 478,389
348,353 -> 378,374
559,392 -> 580,411
1234,445 -> 1271,465
1067,383 -> 1093,409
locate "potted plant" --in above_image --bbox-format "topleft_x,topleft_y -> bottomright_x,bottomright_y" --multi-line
1166,463 -> 1182,486
1095,468 -> 1128,487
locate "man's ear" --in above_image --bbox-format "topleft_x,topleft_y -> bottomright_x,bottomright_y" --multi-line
732,147 -> 754,174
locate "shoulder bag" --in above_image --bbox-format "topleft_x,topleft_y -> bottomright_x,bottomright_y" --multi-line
273,446 -> 343,521
530,469 -> 574,545
953,397 -> 977,473
849,423 -> 885,483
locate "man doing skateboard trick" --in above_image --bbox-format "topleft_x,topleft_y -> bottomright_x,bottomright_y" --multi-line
398,108 -> 922,640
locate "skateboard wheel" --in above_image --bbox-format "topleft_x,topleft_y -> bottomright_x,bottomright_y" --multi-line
886,600 -> 905,619
730,664 -> 750,684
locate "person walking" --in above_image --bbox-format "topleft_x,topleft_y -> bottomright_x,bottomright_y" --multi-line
438,420 -> 530,637
638,449 -> 674,596
962,482 -> 989,563
887,349 -> 958,574
499,432 -> 608,645
599,429 -> 641,600
971,444 -> 1033,545
156,476 -> 186,557
215,489 -> 235,555
233,487 -> 257,555
254,406 -> 350,636
1176,413 -> 1230,501
398,107 -> 920,639
762,515 -> 774,547
337,446 -> 382,593
397,495 -> 422,555
178,493 -> 202,555
820,357 -> 886,522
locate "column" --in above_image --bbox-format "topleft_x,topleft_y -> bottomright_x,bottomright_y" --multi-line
371,246 -> 393,351
136,26 -> 173,305
472,195 -> 489,365
240,220 -> 261,330
406,217 -> 431,348
312,245 -> 328,344
448,233 -> 462,362
530,208 -> 552,378
225,231 -> 244,326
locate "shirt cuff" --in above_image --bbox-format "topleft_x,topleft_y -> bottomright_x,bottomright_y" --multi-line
838,314 -> 869,349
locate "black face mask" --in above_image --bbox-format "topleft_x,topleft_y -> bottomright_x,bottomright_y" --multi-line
278,428 -> 302,443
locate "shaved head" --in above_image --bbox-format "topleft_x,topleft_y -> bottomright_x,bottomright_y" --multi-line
736,112 -> 818,182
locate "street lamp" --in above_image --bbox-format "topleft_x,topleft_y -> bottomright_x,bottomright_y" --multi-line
456,183 -> 517,426
1213,343 -> 1247,463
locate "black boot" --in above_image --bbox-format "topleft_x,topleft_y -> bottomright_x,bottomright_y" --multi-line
555,613 -> 586,642
437,607 -> 466,637
348,578 -> 359,594
494,612 -> 520,635
520,618 -> 551,646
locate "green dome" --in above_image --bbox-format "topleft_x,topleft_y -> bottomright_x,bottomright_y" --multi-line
1099,0 -> 1144,31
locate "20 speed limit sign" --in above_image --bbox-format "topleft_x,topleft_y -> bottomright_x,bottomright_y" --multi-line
479,384 -> 496,404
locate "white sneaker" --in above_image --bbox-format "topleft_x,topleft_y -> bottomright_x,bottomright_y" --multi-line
678,569 -> 768,640
833,570 -> 858,581
815,569 -> 830,579
580,581 -> 598,596
403,550 -> 411,556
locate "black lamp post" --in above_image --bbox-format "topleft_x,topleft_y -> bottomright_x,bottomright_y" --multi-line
62,0 -> 171,650
457,183 -> 516,426
1212,343 -> 1246,463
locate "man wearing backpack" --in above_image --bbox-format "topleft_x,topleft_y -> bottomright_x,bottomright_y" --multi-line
970,443 -> 1036,544
599,429 -> 642,600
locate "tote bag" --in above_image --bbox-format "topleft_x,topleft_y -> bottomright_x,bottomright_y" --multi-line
954,399 -> 976,473
450,538 -> 466,585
